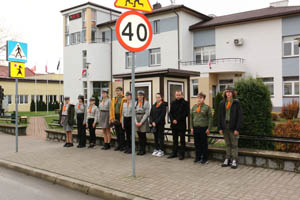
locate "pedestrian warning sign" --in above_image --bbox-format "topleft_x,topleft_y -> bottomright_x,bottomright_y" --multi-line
9,62 -> 25,78
114,0 -> 152,13
6,41 -> 28,63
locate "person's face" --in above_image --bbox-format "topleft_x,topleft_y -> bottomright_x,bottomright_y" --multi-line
115,89 -> 122,96
137,95 -> 144,101
126,95 -> 132,101
102,92 -> 107,98
197,96 -> 205,104
226,91 -> 233,99
90,100 -> 95,105
65,99 -> 70,104
156,94 -> 162,103
78,98 -> 83,104
175,92 -> 182,100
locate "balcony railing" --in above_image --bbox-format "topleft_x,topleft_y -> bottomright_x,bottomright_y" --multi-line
180,58 -> 245,66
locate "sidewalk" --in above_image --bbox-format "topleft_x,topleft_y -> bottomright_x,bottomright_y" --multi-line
0,133 -> 300,200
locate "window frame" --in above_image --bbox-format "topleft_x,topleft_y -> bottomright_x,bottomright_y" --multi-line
191,79 -> 199,97
283,40 -> 299,57
195,46 -> 216,65
283,80 -> 299,96
153,20 -> 160,34
149,48 -> 161,67
125,52 -> 136,69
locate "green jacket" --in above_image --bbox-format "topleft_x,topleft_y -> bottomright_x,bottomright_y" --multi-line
190,103 -> 213,129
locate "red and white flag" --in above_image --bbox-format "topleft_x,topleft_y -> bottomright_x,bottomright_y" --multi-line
208,58 -> 212,69
30,65 -> 36,72
82,69 -> 87,77
45,65 -> 48,73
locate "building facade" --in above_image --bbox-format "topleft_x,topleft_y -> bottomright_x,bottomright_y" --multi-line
61,1 -> 300,112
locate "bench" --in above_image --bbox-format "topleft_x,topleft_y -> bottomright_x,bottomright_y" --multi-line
20,116 -> 28,124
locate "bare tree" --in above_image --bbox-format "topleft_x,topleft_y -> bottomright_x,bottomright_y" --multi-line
0,24 -> 18,64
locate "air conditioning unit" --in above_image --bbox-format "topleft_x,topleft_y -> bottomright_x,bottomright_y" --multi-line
234,38 -> 244,46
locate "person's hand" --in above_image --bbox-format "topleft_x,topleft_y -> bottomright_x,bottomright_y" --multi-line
191,129 -> 194,135
152,122 -> 156,127
109,120 -> 114,124
122,124 -> 125,129
206,129 -> 210,135
85,123 -> 88,127
93,123 -> 96,128
136,122 -> 140,127
173,120 -> 177,124
234,130 -> 239,135
83,122 -> 86,126
219,130 -> 223,135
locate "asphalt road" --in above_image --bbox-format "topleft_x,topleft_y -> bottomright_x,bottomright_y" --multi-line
0,166 -> 102,200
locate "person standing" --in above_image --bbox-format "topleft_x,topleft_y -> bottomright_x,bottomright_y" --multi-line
98,90 -> 111,150
168,91 -> 189,160
60,97 -> 75,147
135,91 -> 150,156
75,95 -> 87,148
110,87 -> 126,151
150,93 -> 167,157
87,97 -> 98,149
191,92 -> 213,164
122,91 -> 133,154
218,87 -> 242,169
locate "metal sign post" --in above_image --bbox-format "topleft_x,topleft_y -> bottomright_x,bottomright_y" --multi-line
15,78 -> 19,153
131,52 -> 136,177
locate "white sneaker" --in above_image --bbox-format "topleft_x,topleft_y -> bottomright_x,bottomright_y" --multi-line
152,149 -> 159,156
156,150 -> 164,157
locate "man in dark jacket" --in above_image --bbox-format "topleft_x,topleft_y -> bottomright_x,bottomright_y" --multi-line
218,86 -> 242,169
168,91 -> 189,160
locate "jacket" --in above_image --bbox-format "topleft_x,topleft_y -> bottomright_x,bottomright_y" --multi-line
59,104 -> 75,126
110,96 -> 126,122
190,103 -> 213,129
170,98 -> 189,130
150,102 -> 167,126
218,99 -> 242,132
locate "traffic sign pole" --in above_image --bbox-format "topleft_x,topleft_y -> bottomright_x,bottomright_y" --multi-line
131,51 -> 136,177
15,78 -> 19,153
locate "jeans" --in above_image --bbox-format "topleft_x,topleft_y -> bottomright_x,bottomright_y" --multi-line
153,124 -> 165,151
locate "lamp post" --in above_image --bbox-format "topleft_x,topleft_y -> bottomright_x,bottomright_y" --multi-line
295,38 -> 300,117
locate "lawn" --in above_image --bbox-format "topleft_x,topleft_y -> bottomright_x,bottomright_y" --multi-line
17,111 -> 57,117
44,115 -> 63,130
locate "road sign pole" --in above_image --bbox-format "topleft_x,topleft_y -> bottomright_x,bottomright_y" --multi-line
15,78 -> 19,153
131,51 -> 136,177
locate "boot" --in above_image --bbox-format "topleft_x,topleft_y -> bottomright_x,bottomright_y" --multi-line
106,143 -> 111,150
101,143 -> 107,150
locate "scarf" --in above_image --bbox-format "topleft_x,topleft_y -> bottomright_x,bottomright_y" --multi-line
226,100 -> 231,110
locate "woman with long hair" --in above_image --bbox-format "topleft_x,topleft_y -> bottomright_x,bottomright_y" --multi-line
98,90 -> 111,150
60,97 -> 75,147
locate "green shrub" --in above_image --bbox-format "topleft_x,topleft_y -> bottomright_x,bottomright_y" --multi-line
30,100 -> 35,112
234,78 -> 274,150
92,94 -> 100,107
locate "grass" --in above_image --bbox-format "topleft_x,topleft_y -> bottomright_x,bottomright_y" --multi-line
44,115 -> 63,130
16,111 -> 57,117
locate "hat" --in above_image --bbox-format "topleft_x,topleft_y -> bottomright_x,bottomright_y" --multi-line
89,97 -> 95,101
137,90 -> 145,96
78,95 -> 84,100
102,89 -> 109,94
225,86 -> 234,92
64,96 -> 70,100
125,91 -> 132,96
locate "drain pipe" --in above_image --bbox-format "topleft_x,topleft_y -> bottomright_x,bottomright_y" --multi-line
173,9 -> 180,70
109,11 -> 113,97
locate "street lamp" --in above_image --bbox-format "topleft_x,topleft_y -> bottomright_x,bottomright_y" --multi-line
295,38 -> 300,117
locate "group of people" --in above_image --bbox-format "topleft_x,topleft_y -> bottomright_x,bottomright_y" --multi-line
59,86 -> 242,169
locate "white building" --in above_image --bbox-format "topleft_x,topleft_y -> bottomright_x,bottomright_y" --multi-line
61,1 -> 300,112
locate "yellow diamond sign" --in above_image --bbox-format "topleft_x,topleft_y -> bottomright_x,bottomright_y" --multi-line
9,62 -> 25,78
114,0 -> 152,13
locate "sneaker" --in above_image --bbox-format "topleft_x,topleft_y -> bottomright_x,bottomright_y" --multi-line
221,159 -> 230,167
152,149 -> 159,156
201,160 -> 209,165
67,143 -> 73,147
88,145 -> 95,149
231,160 -> 238,169
156,150 -> 164,157
63,143 -> 68,147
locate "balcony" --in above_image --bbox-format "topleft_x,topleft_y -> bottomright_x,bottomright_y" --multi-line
180,58 -> 246,74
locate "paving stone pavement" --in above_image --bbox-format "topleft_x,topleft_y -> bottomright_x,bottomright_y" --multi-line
26,116 -> 48,139
0,133 -> 300,200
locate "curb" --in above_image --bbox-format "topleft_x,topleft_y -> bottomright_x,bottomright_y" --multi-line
0,159 -> 148,200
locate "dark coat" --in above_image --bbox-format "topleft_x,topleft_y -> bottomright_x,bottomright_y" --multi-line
150,102 -> 167,125
218,99 -> 242,132
170,98 -> 189,130
59,104 -> 76,126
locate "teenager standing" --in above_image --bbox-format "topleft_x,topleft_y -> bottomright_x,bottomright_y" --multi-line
75,95 -> 87,148
191,92 -> 213,164
122,91 -> 133,154
135,91 -> 150,156
218,87 -> 242,169
110,87 -> 126,151
150,93 -> 167,157
87,97 -> 98,149
99,90 -> 111,150
60,97 -> 75,147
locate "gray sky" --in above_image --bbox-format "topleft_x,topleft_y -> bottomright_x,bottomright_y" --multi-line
0,0 -> 299,73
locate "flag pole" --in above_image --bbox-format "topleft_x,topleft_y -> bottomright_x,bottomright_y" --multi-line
46,63 -> 48,113
35,66 -> 37,113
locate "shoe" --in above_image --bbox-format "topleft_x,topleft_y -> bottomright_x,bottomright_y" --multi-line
201,160 -> 209,165
194,158 -> 200,163
114,146 -> 121,151
179,155 -> 185,160
231,160 -> 238,169
222,159 -> 230,167
137,151 -> 142,155
63,143 -> 68,147
119,147 -> 125,151
101,143 -> 107,150
168,154 -> 177,159
88,145 -> 95,149
107,143 -> 111,150
156,150 -> 164,157
67,143 -> 74,147
77,145 -> 84,148
152,149 -> 159,156
138,151 -> 145,156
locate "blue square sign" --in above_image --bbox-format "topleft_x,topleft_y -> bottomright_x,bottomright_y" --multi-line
6,41 -> 28,63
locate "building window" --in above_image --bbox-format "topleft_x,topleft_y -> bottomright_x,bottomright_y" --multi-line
91,28 -> 97,43
283,41 -> 299,57
191,79 -> 199,97
91,9 -> 97,27
60,95 -> 64,103
149,48 -> 161,66
65,34 -> 70,46
153,20 -> 160,34
81,29 -> 86,43
18,95 -> 28,104
102,32 -> 106,43
195,46 -> 216,64
82,9 -> 86,28
283,77 -> 299,96
6,95 -> 12,105
126,52 -> 136,68
260,77 -> 274,96
82,50 -> 87,70
219,80 -> 233,93
93,82 -> 109,97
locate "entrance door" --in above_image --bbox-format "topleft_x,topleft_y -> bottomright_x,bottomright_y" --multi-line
132,82 -> 152,105
168,81 -> 184,107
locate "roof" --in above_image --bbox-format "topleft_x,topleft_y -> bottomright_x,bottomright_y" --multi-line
0,65 -> 35,78
113,68 -> 200,79
60,1 -> 121,14
190,6 -> 300,30
97,4 -> 211,28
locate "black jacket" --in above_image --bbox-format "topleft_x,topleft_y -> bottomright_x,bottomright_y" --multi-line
59,104 -> 76,126
170,98 -> 189,130
150,102 -> 167,125
218,99 -> 242,132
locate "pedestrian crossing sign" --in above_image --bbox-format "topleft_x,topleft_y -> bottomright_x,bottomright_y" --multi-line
6,41 -> 28,63
114,0 -> 152,13
9,62 -> 25,78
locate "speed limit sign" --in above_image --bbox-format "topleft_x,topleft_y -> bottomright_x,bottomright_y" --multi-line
116,11 -> 153,52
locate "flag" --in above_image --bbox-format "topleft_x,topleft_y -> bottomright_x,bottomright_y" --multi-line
82,69 -> 87,77
30,65 -> 36,72
208,58 -> 212,69
45,65 -> 48,73
56,60 -> 60,71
